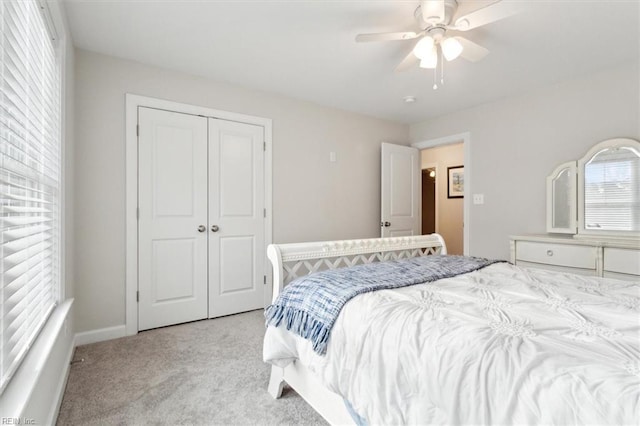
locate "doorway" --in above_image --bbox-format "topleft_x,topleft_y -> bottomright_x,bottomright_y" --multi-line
420,144 -> 463,254
413,135 -> 468,256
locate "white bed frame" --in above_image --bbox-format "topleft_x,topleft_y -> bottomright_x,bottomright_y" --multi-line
265,234 -> 447,425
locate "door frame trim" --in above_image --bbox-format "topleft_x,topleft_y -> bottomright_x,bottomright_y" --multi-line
412,132 -> 470,255
125,94 -> 273,336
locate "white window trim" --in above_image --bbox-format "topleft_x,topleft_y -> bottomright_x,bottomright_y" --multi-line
577,137 -> 640,239
0,0 -> 74,421
44,0 -> 70,304
124,94 -> 273,336
1,0 -> 65,392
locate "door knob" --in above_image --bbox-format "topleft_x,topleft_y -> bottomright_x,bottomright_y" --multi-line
211,225 -> 220,232
197,225 -> 206,233
384,221 -> 391,227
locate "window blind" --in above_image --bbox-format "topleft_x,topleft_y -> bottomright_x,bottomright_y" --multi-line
584,148 -> 640,231
0,0 -> 61,394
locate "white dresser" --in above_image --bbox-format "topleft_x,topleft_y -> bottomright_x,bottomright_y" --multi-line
510,235 -> 640,281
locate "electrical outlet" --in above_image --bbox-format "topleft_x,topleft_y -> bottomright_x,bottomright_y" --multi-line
473,194 -> 484,205
329,151 -> 337,162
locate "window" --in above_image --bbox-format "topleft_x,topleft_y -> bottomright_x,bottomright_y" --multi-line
0,0 -> 61,393
584,147 -> 640,231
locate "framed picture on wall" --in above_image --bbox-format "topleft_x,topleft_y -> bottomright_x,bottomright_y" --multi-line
447,166 -> 464,198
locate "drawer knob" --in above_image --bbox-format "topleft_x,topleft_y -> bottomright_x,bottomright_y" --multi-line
546,250 -> 554,256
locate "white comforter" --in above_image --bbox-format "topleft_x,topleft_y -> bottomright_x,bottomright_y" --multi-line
264,263 -> 640,425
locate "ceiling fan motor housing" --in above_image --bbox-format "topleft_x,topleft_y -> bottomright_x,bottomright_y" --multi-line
415,0 -> 458,28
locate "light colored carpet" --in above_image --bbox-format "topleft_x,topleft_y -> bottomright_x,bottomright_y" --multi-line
57,310 -> 326,425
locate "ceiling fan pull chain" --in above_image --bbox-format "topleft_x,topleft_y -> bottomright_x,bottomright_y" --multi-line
433,46 -> 443,90
440,47 -> 445,86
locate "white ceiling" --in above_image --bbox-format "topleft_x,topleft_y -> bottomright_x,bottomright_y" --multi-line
63,0 -> 639,124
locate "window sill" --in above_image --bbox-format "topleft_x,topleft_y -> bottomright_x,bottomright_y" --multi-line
0,299 -> 74,421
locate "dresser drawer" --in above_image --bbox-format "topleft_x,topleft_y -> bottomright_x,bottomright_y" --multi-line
603,247 -> 640,276
516,260 -> 598,276
515,241 -> 597,270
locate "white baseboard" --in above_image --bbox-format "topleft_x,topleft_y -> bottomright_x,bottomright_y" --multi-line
75,324 -> 127,346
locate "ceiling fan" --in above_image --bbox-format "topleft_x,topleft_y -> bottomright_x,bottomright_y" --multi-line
356,0 -> 518,74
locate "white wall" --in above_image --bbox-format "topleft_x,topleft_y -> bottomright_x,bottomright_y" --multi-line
73,49 -> 409,333
411,62 -> 640,260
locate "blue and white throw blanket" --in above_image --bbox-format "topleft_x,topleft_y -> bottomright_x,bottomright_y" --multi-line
265,255 -> 504,355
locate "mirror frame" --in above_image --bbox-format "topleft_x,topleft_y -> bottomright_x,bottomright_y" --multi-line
577,137 -> 640,239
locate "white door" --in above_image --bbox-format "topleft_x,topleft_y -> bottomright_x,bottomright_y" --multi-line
208,118 -> 265,317
138,107 -> 209,330
381,143 -> 421,237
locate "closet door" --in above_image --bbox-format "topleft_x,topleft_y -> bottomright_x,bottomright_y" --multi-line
138,108 -> 209,330
208,119 -> 265,317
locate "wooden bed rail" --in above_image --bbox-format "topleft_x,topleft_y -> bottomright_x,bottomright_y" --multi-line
266,234 -> 447,303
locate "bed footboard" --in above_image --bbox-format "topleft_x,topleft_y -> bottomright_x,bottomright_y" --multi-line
264,234 -> 446,425
266,234 -> 447,302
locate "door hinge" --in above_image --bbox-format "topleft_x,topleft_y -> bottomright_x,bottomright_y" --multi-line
263,208 -> 266,218
136,291 -> 139,302
263,275 -> 267,285
263,141 -> 266,151
136,207 -> 139,220
136,124 -> 139,137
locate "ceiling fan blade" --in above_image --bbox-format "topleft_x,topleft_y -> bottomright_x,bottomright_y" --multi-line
355,31 -> 419,42
453,0 -> 519,31
421,0 -> 445,25
395,50 -> 419,72
456,37 -> 489,62
453,0 -> 499,21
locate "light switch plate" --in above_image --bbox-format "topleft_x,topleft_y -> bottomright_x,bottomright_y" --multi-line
473,194 -> 484,205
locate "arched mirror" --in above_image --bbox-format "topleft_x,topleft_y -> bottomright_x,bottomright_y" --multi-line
546,162 -> 576,234
547,138 -> 640,239
577,138 -> 640,238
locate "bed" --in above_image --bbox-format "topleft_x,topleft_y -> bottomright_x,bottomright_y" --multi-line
263,235 -> 640,425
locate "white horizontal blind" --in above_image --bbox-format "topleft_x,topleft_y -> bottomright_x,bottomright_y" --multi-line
0,0 -> 61,394
584,148 -> 640,231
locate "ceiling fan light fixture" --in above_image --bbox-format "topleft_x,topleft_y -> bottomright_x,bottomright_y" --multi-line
413,36 -> 435,59
419,46 -> 438,69
442,37 -> 463,61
